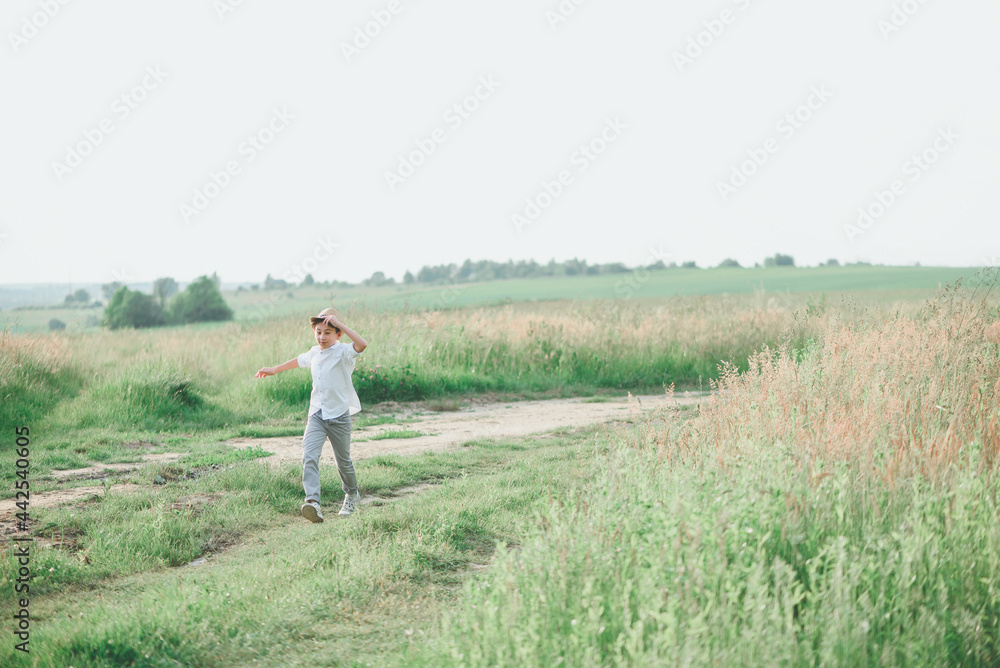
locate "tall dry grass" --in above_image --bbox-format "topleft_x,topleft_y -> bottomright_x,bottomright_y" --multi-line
692,278 -> 1000,483
413,278 -> 1000,666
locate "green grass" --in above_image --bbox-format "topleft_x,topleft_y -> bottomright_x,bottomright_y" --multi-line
0,433 -> 582,605
369,429 -> 423,441
0,304 -> 104,333
180,444 -> 274,468
0,333 -> 84,432
389,284 -> 1000,666
0,300 -> 742,454
10,411 -> 999,665
65,363 -> 206,427
0,430 -> 597,666
2,281 -> 998,665
397,430 -> 1000,666
355,414 -> 415,429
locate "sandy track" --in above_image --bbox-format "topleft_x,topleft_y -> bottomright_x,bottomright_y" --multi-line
226,392 -> 705,466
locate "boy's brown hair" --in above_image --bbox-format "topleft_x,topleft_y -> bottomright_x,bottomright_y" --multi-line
309,307 -> 341,334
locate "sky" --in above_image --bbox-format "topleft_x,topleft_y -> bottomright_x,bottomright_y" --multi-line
1,0 -> 998,287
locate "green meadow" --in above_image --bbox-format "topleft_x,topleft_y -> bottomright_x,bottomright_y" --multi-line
1,265 -> 979,333
1,267 -> 999,666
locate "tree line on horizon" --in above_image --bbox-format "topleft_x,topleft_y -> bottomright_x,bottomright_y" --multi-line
356,254 -> 860,288
239,254 -> 865,291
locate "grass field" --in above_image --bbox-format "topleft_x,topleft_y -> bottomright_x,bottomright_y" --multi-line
0,293 -> 782,466
367,265 -> 983,310
0,265 -> 981,333
1,284 -> 956,485
2,269 -> 999,665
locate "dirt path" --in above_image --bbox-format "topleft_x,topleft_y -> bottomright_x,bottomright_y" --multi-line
226,391 -> 705,465
2,392 -> 706,530
1,452 -> 185,522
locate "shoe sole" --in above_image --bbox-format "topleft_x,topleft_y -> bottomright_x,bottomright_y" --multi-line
301,504 -> 323,523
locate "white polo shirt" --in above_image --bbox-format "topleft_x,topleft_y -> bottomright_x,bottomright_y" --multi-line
296,341 -> 363,419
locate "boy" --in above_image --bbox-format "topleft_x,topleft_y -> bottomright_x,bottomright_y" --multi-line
255,308 -> 368,523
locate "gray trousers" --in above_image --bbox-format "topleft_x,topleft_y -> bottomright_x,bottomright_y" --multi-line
301,409 -> 357,504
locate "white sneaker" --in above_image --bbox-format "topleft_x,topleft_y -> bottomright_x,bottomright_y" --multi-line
301,500 -> 324,523
339,492 -> 360,516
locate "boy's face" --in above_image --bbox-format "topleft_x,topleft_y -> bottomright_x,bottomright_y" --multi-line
313,323 -> 341,349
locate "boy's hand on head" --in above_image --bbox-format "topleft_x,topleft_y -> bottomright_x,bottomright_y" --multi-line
324,314 -> 344,329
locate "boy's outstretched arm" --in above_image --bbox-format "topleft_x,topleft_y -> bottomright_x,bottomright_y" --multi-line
325,315 -> 367,353
255,358 -> 299,378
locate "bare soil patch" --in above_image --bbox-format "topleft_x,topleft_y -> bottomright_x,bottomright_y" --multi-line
50,453 -> 184,482
0,452 -> 185,532
226,392 -> 705,466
